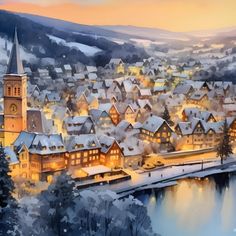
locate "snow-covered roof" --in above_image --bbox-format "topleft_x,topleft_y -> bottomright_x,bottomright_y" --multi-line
142,115 -> 170,133
120,139 -> 144,157
66,134 -> 100,152
135,62 -> 144,67
88,73 -> 98,80
74,73 -> 86,80
153,86 -> 167,92
183,108 -> 215,122
55,67 -> 63,73
14,132 -> 65,155
116,120 -> 133,131
139,89 -> 152,96
64,64 -> 72,70
176,118 -> 224,135
45,92 -> 61,103
173,84 -> 193,95
64,116 -> 94,134
98,135 -> 117,154
86,66 -> 97,73
190,91 -> 207,101
81,165 -> 111,176
89,109 -> 110,123
109,58 -> 123,65
137,99 -> 152,110
123,80 -> 139,93
38,68 -> 49,74
4,147 -> 19,164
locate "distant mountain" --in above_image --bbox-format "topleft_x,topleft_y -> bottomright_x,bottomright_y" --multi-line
18,13 -> 194,42
188,26 -> 236,38
11,12 -> 236,42
101,25 -> 193,41
18,13 -> 134,41
0,10 -> 148,67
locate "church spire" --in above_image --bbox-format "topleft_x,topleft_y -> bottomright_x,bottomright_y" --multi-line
6,28 -> 24,75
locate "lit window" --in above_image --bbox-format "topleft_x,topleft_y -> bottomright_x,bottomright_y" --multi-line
7,87 -> 11,95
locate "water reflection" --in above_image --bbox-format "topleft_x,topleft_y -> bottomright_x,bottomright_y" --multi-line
135,173 -> 236,236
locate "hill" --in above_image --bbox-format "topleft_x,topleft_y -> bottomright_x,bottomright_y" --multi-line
0,10 -> 148,67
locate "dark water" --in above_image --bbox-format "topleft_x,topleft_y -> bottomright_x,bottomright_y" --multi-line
135,173 -> 236,236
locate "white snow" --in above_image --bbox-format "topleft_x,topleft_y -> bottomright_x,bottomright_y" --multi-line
47,34 -> 102,57
130,38 -> 166,47
81,165 -> 111,176
86,156 -> 236,196
167,47 -> 193,55
0,37 -> 37,63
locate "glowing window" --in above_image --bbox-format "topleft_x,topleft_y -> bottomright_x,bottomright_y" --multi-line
7,87 -> 11,95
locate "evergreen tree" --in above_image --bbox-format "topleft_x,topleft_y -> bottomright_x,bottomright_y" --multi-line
36,172 -> 76,236
217,120 -> 233,164
0,145 -> 20,235
162,105 -> 172,125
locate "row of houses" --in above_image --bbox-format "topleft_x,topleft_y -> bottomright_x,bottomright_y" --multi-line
7,110 -> 236,181
7,132 -> 127,182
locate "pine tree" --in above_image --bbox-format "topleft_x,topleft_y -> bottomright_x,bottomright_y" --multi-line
37,172 -> 76,236
0,145 -> 20,235
217,120 -> 233,165
162,105 -> 172,125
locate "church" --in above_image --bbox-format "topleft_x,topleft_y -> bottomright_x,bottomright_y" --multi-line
0,29 -> 27,146
0,29 -> 46,147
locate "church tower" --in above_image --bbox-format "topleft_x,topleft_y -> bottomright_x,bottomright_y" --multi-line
3,29 -> 27,146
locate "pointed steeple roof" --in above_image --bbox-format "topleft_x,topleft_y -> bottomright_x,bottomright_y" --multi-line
6,28 -> 24,75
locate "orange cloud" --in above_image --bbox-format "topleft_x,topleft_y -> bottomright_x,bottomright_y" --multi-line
0,0 -> 236,31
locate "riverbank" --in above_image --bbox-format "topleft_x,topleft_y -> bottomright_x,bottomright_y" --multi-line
86,156 -> 236,197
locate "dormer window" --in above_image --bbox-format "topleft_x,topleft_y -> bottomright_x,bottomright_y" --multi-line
75,144 -> 84,149
50,146 -> 56,150
89,141 -> 96,147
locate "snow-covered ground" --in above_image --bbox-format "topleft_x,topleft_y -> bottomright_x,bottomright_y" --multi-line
47,34 -> 102,57
87,156 -> 236,196
130,38 -> 166,47
0,37 -> 37,63
167,47 -> 193,56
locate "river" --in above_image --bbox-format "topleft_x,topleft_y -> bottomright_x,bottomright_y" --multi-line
134,173 -> 236,236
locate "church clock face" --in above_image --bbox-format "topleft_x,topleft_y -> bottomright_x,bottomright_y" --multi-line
10,104 -> 17,114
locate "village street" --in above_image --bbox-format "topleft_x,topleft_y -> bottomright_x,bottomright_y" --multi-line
88,155 -> 236,196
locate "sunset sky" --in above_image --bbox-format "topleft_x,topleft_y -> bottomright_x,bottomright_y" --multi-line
0,0 -> 236,32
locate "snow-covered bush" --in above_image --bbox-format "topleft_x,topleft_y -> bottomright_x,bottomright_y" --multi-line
18,172 -> 157,236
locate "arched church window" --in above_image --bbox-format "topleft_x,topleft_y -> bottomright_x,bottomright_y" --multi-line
14,87 -> 17,96
7,86 -> 11,96
18,87 -> 21,96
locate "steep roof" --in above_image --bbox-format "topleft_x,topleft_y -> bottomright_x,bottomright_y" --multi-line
6,28 -> 24,75
98,135 -> 117,154
142,115 -> 171,133
66,134 -> 100,152
14,131 -> 65,155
